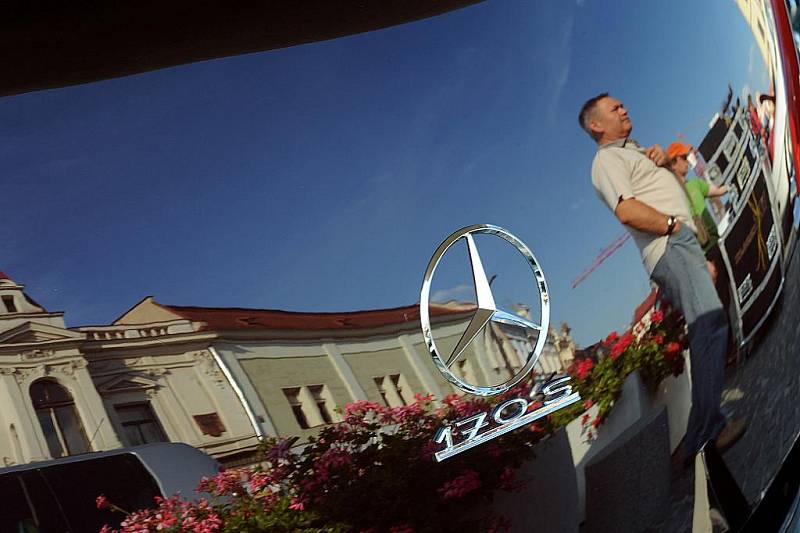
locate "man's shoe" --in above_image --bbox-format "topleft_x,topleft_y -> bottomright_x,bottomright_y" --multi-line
714,418 -> 747,454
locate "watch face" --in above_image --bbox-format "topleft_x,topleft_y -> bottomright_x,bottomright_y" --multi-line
2,2 -> 800,532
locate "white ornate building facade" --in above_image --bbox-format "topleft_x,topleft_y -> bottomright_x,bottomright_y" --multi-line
0,272 -> 575,468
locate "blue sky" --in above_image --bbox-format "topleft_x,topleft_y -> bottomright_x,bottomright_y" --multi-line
1,0 -> 771,345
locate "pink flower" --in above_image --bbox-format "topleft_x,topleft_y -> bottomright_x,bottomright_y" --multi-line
390,403 -> 424,423
583,399 -> 593,409
414,392 -> 434,403
197,469 -> 246,497
264,437 -> 294,462
190,513 -> 222,533
288,497 -> 306,511
248,471 -> 271,492
314,447 -> 351,481
96,495 -> 108,509
442,394 -> 489,418
438,469 -> 482,500
344,400 -> 385,417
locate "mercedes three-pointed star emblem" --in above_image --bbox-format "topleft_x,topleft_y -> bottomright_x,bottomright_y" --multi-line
420,224 -> 550,396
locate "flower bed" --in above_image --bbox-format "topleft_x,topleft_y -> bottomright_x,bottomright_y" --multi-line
99,387 -> 556,532
552,305 -> 687,439
98,307 -> 688,532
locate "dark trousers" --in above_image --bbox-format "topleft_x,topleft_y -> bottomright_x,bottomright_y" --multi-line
650,225 -> 728,456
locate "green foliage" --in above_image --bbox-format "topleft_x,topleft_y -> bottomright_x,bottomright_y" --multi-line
219,496 -> 346,533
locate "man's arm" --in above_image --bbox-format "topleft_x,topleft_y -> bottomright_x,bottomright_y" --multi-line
614,197 -> 680,235
708,184 -> 728,197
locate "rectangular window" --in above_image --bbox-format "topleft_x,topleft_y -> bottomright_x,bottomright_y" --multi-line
193,413 -> 226,437
2,295 -> 17,313
283,387 -> 310,429
374,377 -> 390,406
373,374 -> 410,407
114,403 -> 168,446
283,385 -> 337,428
308,385 -> 333,424
389,374 -> 408,405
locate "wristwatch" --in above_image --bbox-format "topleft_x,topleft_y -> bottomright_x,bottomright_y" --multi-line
665,215 -> 677,236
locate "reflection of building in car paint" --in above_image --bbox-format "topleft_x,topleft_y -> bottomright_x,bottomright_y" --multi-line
694,90 -> 792,345
0,272 -> 575,468
739,0 -> 798,251
736,0 -> 777,79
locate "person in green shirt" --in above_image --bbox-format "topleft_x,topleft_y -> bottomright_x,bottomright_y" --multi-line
667,142 -> 728,241
667,142 -> 728,278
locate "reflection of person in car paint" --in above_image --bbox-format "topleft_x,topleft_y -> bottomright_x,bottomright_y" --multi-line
759,92 -> 776,163
666,141 -> 727,280
578,93 -> 746,466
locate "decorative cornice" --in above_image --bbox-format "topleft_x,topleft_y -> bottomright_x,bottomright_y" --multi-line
0,358 -> 90,384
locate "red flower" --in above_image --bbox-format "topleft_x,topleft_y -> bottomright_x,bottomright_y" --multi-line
591,417 -> 601,429
651,308 -> 664,324
575,358 -> 594,379
528,422 -> 546,433
583,399 -> 593,409
581,414 -> 591,425
664,341 -> 681,357
603,331 -> 619,347
609,344 -> 623,360
526,400 -> 543,412
653,334 -> 664,345
610,331 -> 633,360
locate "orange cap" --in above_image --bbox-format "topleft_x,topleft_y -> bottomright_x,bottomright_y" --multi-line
666,142 -> 692,160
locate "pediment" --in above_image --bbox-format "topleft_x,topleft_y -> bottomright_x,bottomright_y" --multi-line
96,373 -> 160,394
0,322 -> 85,345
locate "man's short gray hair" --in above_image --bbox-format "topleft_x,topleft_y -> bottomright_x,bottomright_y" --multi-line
578,92 -> 609,140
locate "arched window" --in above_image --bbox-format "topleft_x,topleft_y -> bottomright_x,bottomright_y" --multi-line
30,380 -> 90,458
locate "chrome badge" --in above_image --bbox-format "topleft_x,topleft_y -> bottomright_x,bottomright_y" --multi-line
420,224 -> 579,461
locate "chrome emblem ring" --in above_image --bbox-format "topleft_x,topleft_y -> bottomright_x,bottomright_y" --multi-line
419,224 -> 550,396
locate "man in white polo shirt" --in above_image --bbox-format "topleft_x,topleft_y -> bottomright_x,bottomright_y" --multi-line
578,93 -> 745,466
